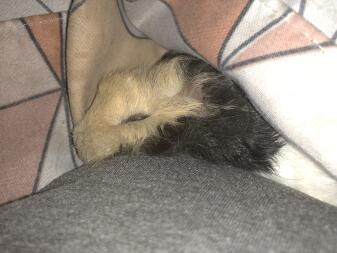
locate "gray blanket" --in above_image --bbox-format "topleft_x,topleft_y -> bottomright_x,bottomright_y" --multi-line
1,155 -> 337,253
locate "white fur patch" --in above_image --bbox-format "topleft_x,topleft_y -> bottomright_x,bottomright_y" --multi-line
261,143 -> 337,206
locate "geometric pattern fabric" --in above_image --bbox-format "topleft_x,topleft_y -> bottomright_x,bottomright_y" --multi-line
0,11 -> 77,205
1,0 -> 337,205
118,0 -> 337,190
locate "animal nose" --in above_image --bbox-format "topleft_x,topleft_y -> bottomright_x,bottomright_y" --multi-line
122,113 -> 150,124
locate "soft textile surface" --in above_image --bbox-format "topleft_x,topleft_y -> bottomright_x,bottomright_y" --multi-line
1,155 -> 337,253
0,1 -> 75,205
117,0 -> 337,183
0,0 -> 71,22
1,0 -> 337,205
67,0 -> 166,123
0,0 -> 164,205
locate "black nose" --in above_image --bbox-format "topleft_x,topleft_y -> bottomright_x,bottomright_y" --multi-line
122,113 -> 150,124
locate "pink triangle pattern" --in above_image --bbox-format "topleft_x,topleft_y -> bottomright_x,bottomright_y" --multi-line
167,0 -> 250,66
228,13 -> 331,68
0,90 -> 61,204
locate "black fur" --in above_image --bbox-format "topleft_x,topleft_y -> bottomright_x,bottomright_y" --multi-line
140,53 -> 284,171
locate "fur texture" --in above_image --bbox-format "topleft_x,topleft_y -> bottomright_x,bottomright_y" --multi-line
74,56 -> 202,163
74,52 -> 283,171
73,52 -> 337,206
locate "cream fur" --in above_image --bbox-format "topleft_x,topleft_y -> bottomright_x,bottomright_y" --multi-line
67,0 -> 166,123
74,56 -> 337,207
74,59 -> 202,162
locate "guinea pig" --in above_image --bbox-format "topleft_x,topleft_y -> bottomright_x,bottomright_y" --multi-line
74,52 -> 282,171
73,52 -> 337,206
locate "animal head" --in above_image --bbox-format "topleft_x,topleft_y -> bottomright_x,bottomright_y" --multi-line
74,53 -> 282,171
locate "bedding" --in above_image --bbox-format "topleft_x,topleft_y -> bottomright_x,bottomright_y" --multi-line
1,0 -> 336,205
117,0 -> 337,182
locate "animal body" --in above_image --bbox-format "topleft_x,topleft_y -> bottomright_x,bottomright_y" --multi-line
74,52 -> 337,206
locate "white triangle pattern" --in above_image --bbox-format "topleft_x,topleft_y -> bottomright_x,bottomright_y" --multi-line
219,0 -> 289,66
36,96 -> 75,190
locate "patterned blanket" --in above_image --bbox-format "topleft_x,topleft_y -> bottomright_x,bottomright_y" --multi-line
0,0 -> 336,205
0,0 -> 164,205
0,0 -> 74,204
118,0 -> 337,183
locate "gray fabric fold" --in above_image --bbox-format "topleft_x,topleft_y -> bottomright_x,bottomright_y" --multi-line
0,0 -> 71,22
1,155 -> 337,253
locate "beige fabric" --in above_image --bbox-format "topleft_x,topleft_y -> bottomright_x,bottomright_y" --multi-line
67,0 -> 166,123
